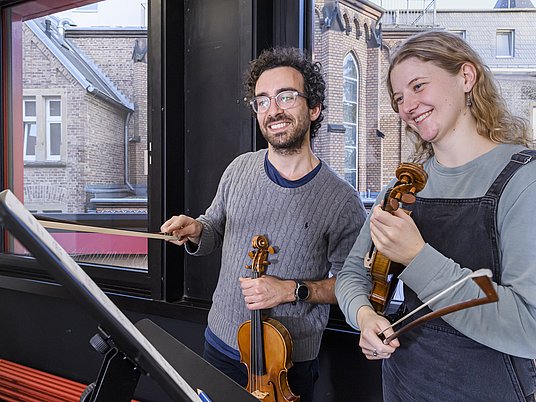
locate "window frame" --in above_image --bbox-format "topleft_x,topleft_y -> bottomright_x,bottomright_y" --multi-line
22,91 -> 67,163
0,0 -> 167,301
496,29 -> 515,58
450,30 -> 466,40
531,102 -> 536,143
45,97 -> 62,161
342,52 -> 359,189
23,97 -> 37,162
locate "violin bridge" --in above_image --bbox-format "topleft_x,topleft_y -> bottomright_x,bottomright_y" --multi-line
251,390 -> 269,400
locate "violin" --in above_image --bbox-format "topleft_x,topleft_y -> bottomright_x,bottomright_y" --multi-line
366,163 -> 428,315
237,235 -> 299,402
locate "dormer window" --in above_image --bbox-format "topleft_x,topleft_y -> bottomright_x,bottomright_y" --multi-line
496,29 -> 515,57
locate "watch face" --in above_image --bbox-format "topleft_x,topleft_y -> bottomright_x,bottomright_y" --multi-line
297,282 -> 309,300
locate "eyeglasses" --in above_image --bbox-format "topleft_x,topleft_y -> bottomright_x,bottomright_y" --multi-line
249,90 -> 308,114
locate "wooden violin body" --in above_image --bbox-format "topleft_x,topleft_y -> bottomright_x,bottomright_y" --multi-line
237,235 -> 299,402
238,318 -> 298,401
367,163 -> 428,315
368,252 -> 405,314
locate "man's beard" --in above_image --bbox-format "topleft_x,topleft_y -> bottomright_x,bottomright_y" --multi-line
261,112 -> 309,155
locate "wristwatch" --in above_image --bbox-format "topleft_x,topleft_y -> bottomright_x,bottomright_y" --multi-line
294,281 -> 310,302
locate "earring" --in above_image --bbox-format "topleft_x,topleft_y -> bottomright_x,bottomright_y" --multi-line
466,93 -> 473,107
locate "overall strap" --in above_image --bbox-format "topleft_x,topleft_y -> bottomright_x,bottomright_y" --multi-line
485,150 -> 536,200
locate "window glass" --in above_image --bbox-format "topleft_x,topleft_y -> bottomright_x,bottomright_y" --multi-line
343,80 -> 357,102
8,0 -> 149,272
344,124 -> 356,147
496,30 -> 514,57
23,98 -> 37,161
48,100 -> 61,117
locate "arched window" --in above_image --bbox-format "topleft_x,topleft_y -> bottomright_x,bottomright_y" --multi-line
343,53 -> 359,188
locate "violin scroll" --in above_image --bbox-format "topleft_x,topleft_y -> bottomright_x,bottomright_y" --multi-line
384,163 -> 428,212
246,235 -> 276,277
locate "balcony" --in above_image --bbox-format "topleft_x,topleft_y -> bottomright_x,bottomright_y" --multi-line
376,0 -> 437,27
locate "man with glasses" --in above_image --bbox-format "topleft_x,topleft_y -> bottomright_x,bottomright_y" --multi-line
161,47 -> 366,401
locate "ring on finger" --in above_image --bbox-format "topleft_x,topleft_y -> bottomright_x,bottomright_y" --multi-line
372,349 -> 378,357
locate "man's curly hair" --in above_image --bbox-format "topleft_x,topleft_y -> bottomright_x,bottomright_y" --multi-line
244,47 -> 326,139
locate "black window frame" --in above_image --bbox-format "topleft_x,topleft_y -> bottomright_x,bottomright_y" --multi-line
0,0 -> 315,320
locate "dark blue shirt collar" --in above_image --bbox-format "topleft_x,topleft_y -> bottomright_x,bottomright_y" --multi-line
264,152 -> 322,188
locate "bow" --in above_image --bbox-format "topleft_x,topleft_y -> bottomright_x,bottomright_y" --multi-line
378,268 -> 499,344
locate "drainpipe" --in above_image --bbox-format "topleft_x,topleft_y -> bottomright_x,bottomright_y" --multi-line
124,111 -> 135,193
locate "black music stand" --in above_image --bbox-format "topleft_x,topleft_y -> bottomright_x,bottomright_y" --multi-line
0,190 -> 257,402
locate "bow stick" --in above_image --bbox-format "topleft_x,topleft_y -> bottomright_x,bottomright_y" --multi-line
378,268 -> 498,344
37,219 -> 179,241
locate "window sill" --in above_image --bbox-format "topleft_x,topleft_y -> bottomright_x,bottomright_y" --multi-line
0,273 -> 210,324
24,161 -> 66,168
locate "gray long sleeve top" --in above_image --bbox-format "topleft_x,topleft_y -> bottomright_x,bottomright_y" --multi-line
189,149 -> 366,361
336,144 -> 536,359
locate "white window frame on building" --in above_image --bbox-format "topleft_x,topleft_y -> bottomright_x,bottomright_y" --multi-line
496,29 -> 515,58
343,53 -> 359,189
450,30 -> 466,40
23,97 -> 37,162
23,90 -> 66,163
45,97 -> 62,161
531,102 -> 536,143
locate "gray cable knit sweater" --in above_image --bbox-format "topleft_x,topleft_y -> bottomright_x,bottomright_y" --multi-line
188,149 -> 366,361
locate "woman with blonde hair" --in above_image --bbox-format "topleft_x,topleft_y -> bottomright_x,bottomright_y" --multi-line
336,30 -> 536,401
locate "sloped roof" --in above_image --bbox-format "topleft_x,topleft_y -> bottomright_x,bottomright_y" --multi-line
494,0 -> 535,8
26,17 -> 134,112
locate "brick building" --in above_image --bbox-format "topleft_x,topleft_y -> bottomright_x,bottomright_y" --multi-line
22,16 -> 147,214
313,0 -> 385,196
313,0 -> 536,195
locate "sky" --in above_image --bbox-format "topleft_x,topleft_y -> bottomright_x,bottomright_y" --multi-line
370,0 -> 498,10
434,0 -> 496,9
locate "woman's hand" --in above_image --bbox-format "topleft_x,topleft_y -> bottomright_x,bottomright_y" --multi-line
369,205 -> 425,266
357,306 -> 400,360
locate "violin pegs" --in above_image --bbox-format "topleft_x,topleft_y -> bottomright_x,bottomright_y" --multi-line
389,198 -> 400,211
268,246 -> 276,254
401,193 -> 416,204
245,264 -> 252,270
248,251 -> 254,258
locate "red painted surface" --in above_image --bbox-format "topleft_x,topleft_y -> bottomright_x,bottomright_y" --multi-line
51,233 -> 148,254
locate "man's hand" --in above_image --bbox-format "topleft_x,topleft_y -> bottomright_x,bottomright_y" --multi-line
239,276 -> 296,310
160,215 -> 203,246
